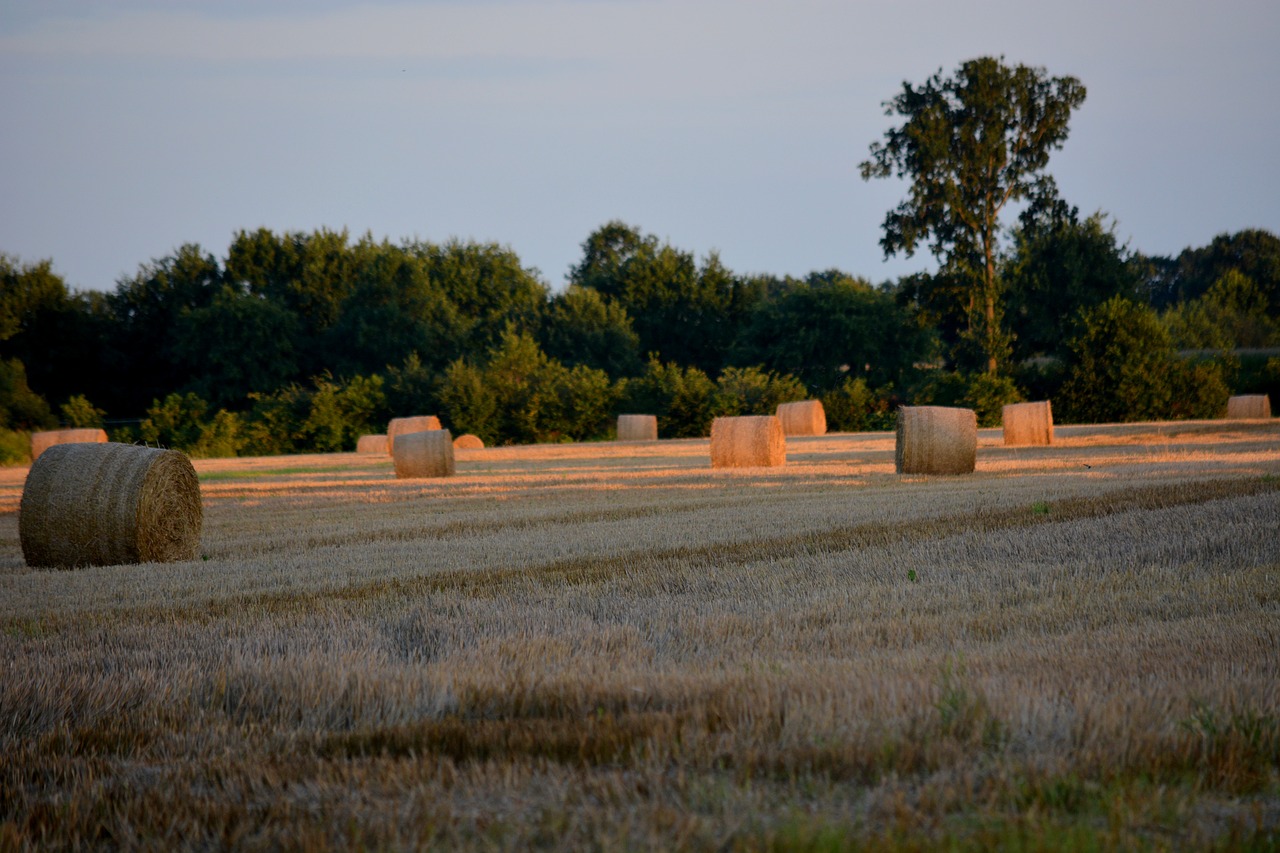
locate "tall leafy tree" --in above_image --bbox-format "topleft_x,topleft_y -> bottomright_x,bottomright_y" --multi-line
1003,204 -> 1142,360
859,56 -> 1086,373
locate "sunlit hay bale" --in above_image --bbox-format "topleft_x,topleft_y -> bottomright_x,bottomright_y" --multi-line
453,433 -> 485,450
895,405 -> 977,475
710,415 -> 786,468
30,428 -> 108,462
19,442 -> 202,569
393,429 -> 456,479
1001,400 -> 1054,446
616,414 -> 658,442
1226,395 -> 1272,419
386,416 -> 442,455
775,400 -> 827,436
356,434 -> 389,455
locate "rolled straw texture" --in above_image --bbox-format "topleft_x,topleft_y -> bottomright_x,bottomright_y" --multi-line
710,416 -> 786,469
616,414 -> 658,442
453,433 -> 485,450
1002,400 -> 1054,446
895,406 -> 977,475
30,428 -> 108,461
19,442 -> 202,569
387,416 -> 442,455
356,434 -> 389,454
1226,395 -> 1272,419
393,429 -> 456,479
776,400 -> 827,436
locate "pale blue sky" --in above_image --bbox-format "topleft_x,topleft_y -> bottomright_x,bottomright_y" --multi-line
2,0 -> 1278,293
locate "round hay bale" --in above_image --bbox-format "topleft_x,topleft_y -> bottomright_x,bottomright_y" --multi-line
386,416 -> 442,455
616,414 -> 658,442
453,433 -> 485,450
1226,395 -> 1271,419
30,428 -> 108,461
393,429 -> 455,479
710,416 -> 786,469
775,400 -> 827,436
356,434 -> 389,455
895,406 -> 977,475
19,442 -> 202,569
1001,400 -> 1054,446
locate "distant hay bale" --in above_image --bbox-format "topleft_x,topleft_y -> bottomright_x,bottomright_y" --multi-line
616,414 -> 658,442
895,406 -> 977,475
30,428 -> 108,461
356,434 -> 389,455
19,442 -> 202,569
710,416 -> 786,469
453,433 -> 485,450
1002,400 -> 1054,446
386,416 -> 442,455
393,429 -> 455,479
776,400 -> 827,436
1226,395 -> 1272,419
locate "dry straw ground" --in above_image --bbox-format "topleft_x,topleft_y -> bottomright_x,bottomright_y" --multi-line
1,420 -> 1278,850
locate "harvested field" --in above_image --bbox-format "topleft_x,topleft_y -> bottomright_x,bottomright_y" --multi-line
1,420 -> 1278,849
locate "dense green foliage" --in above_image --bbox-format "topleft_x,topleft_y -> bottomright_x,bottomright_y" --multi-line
2,211 -> 1276,459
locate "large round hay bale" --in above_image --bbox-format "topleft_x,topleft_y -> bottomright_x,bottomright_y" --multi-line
776,400 -> 827,436
393,429 -> 455,479
19,442 -> 202,569
1226,395 -> 1272,419
356,434 -> 389,455
30,428 -> 108,461
386,416 -> 442,455
616,414 -> 658,442
1001,400 -> 1053,446
453,433 -> 485,450
710,416 -> 786,469
895,406 -> 977,475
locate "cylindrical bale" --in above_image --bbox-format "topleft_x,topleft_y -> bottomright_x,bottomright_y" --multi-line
386,416 -> 442,455
1002,400 -> 1054,446
616,414 -> 658,442
356,434 -> 389,455
393,429 -> 456,479
453,433 -> 485,450
30,428 -> 109,462
1226,395 -> 1272,419
710,416 -> 786,469
775,400 -> 827,436
19,442 -> 202,569
895,406 -> 977,475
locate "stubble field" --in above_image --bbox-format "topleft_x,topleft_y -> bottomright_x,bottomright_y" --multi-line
1,421 -> 1278,850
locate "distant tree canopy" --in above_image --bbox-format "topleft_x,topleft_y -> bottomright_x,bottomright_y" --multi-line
2,213 -> 1276,456
860,56 -> 1087,374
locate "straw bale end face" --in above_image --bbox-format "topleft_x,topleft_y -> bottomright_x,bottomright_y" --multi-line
616,414 -> 658,442
19,442 -> 203,569
896,406 -> 977,475
776,400 -> 827,436
393,429 -> 456,478
1225,395 -> 1272,419
1002,400 -> 1054,446
710,416 -> 786,468
30,428 -> 108,462
453,433 -> 485,450
386,416 -> 443,455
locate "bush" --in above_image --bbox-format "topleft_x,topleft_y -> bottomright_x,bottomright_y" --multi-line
712,366 -> 807,417
910,371 -> 1023,427
304,373 -> 387,452
140,392 -> 246,457
1168,358 -> 1231,420
0,428 -> 30,466
59,394 -> 106,429
436,360 -> 499,445
821,377 -> 896,432
0,358 -> 54,431
619,358 -> 718,438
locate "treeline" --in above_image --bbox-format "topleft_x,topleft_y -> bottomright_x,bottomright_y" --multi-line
3,218 -> 1279,462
